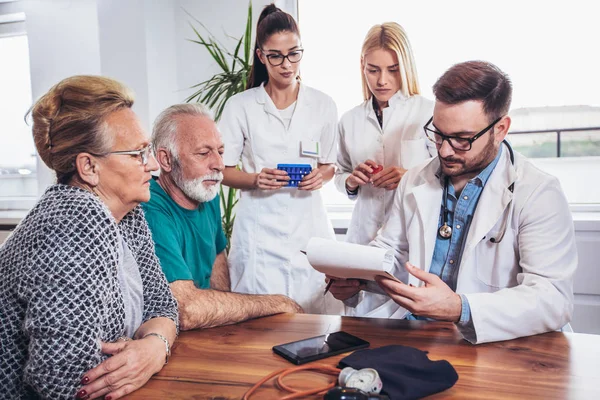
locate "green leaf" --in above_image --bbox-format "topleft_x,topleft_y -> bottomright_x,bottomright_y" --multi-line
244,1 -> 252,64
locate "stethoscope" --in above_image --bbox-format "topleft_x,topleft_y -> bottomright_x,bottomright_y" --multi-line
438,140 -> 515,243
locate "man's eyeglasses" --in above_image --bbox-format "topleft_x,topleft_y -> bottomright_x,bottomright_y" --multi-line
262,49 -> 304,66
105,143 -> 154,165
423,116 -> 502,151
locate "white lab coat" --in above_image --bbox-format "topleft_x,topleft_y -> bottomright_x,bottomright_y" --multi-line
219,82 -> 343,314
354,148 -> 577,344
334,92 -> 434,317
335,92 -> 435,245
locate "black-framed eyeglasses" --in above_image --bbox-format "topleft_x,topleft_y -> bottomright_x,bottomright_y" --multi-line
262,49 -> 304,66
105,143 -> 154,166
423,116 -> 502,151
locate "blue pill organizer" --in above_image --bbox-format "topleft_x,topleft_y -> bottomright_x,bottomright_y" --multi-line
277,164 -> 312,187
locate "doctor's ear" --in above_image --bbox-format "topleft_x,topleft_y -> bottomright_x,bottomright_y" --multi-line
494,115 -> 512,143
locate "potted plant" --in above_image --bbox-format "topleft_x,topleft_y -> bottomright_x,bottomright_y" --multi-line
185,2 -> 252,250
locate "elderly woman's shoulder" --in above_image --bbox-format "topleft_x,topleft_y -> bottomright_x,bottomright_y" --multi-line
30,184 -> 115,229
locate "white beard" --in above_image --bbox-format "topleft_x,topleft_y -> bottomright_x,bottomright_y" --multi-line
174,171 -> 223,203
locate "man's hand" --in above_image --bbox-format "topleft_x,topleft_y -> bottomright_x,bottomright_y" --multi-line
374,262 -> 462,322
371,166 -> 407,190
326,275 -> 366,301
277,295 -> 305,313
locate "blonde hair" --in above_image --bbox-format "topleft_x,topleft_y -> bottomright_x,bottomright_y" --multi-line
361,22 -> 420,101
28,75 -> 134,184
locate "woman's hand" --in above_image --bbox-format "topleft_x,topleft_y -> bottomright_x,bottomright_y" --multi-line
77,336 -> 167,400
298,168 -> 324,191
345,159 -> 379,191
254,168 -> 289,190
371,166 -> 407,190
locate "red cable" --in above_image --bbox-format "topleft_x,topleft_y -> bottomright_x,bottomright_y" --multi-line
242,364 -> 341,400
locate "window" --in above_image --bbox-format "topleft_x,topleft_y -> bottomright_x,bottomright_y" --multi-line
299,0 -> 600,208
0,33 -> 36,205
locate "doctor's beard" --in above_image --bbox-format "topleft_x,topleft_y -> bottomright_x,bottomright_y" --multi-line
173,169 -> 223,203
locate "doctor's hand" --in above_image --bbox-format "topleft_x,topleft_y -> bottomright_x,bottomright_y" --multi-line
325,275 -> 366,301
255,168 -> 289,190
345,159 -> 378,191
298,168 -> 324,191
371,166 -> 407,190
374,262 -> 462,322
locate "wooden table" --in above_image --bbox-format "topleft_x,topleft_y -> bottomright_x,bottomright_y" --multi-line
127,314 -> 600,399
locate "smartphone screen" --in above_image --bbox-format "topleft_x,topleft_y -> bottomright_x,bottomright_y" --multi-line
272,331 -> 369,365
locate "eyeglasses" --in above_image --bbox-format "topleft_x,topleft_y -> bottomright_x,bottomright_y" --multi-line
105,143 -> 154,165
262,49 -> 304,66
423,116 -> 502,151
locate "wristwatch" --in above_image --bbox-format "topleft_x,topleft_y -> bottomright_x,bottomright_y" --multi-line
143,332 -> 171,364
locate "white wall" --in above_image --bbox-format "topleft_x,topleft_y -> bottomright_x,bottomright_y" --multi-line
23,0 -> 289,192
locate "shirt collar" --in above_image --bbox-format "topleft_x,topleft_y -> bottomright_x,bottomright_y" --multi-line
436,144 -> 504,187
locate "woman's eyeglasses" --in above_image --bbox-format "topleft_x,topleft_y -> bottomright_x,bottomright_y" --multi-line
262,49 -> 304,66
105,143 -> 154,165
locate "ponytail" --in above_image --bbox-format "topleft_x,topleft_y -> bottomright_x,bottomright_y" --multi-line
246,3 -> 300,89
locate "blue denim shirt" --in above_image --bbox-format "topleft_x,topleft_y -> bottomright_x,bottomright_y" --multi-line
407,146 -> 503,326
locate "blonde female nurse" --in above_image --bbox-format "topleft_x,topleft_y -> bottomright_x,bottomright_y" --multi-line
331,22 -> 435,317
220,4 -> 341,314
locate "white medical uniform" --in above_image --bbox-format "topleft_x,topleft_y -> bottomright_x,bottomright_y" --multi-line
359,150 -> 577,343
220,82 -> 343,314
334,92 -> 434,316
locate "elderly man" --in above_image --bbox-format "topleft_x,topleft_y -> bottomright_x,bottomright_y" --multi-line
142,104 -> 302,330
329,61 -> 577,344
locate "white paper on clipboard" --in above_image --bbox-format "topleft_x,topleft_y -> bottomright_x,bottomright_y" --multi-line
305,237 -> 402,282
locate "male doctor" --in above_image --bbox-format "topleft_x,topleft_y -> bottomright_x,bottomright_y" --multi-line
329,61 -> 577,344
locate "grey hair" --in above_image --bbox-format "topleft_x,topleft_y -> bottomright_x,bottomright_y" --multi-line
151,103 -> 214,159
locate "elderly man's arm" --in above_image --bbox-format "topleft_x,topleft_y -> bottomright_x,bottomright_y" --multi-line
171,281 -> 303,330
209,251 -> 230,291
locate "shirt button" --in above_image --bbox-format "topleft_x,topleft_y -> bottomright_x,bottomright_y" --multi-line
463,195 -> 469,200
449,260 -> 455,264
456,224 -> 461,229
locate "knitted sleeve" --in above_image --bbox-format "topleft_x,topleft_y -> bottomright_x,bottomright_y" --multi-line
22,213 -> 116,399
123,207 -> 179,332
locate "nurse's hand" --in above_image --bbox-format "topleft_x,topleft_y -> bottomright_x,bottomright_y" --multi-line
372,166 -> 407,190
298,168 -> 324,191
346,160 -> 378,191
255,168 -> 289,190
325,275 -> 366,301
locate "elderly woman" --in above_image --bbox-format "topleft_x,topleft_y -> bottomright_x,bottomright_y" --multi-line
0,76 -> 178,399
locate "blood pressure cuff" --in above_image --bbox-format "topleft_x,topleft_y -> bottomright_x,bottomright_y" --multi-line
338,345 -> 458,400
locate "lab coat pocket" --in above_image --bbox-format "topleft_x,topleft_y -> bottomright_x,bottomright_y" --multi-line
399,138 -> 429,169
475,228 -> 519,289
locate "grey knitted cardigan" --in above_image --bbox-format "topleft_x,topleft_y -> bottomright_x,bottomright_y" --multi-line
0,184 -> 179,399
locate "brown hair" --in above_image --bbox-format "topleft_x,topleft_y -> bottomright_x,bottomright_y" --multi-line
433,61 -> 512,121
361,22 -> 420,100
247,3 -> 301,89
28,75 -> 134,184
